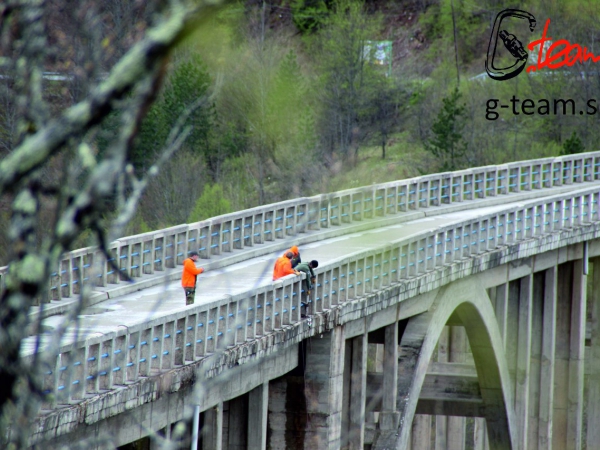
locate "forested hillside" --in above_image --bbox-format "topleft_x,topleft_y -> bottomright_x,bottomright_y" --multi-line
1,0 -> 599,264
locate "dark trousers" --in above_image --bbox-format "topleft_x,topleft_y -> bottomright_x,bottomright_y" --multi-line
184,288 -> 196,305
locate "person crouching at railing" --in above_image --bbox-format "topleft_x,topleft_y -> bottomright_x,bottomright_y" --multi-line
182,251 -> 205,305
273,252 -> 300,281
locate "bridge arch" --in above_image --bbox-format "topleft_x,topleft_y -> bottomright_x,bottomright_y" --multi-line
373,277 -> 517,450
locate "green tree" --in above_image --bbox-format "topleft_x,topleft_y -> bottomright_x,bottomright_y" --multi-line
363,74 -> 404,159
291,0 -> 331,33
134,55 -> 214,171
188,183 -> 232,222
311,0 -> 382,165
215,29 -> 318,205
425,87 -> 467,172
561,131 -> 585,156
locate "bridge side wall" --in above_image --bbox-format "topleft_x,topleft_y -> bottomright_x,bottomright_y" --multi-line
39,343 -> 298,449
32,222 -> 600,448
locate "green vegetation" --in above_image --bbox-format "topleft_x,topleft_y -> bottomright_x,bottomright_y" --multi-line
425,87 -> 467,171
188,183 -> 232,222
117,0 -> 600,235
3,0 -> 599,246
291,0 -> 331,33
561,131 -> 585,156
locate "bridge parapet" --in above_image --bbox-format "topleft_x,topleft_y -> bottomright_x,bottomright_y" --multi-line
2,152 -> 599,307
31,183 -> 600,413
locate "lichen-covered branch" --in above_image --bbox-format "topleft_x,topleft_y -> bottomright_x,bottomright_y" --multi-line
0,2 -> 208,194
0,1 -> 223,447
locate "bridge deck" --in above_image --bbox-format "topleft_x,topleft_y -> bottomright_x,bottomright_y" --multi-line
20,189 -> 575,357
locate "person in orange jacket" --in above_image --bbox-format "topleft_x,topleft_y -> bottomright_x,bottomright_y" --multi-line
283,245 -> 301,268
273,252 -> 300,281
182,251 -> 205,305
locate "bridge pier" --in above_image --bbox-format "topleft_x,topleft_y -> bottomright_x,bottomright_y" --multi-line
447,326 -> 468,450
248,382 -> 269,449
515,273 -> 533,450
201,403 -> 222,450
349,333 -> 368,449
411,415 -> 431,450
303,327 -> 346,449
538,265 -> 557,450
227,395 -> 248,449
553,259 -> 587,450
434,328 -> 449,450
587,257 -> 600,447
380,322 -> 399,432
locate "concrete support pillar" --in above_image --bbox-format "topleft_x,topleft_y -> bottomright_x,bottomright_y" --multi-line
342,340 -> 352,448
228,396 -> 247,450
552,259 -> 586,450
474,418 -> 489,450
267,373 -> 306,449
528,273 -> 545,449
586,258 -> 600,449
494,283 -> 509,350
202,403 -> 223,450
248,382 -> 268,450
448,326 -> 466,450
554,262 -> 573,450
349,333 -> 367,449
304,327 -> 345,450
367,343 -> 384,372
539,266 -> 557,450
447,417 -> 465,450
567,259 -> 586,449
506,281 -> 520,408
435,415 -> 447,450
411,415 -> 431,450
435,328 -> 449,450
515,275 -> 533,450
380,322 -> 398,431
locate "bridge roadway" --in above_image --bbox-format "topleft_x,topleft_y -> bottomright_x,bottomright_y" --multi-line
20,187 -> 576,356
18,155 -> 600,450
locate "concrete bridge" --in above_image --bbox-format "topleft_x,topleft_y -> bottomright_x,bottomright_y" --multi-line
5,153 -> 600,449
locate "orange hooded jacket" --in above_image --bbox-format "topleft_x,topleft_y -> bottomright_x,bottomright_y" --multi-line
182,258 -> 204,288
283,245 -> 299,258
273,256 -> 296,281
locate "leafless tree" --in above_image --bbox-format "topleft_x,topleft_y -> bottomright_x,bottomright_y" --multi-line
0,1 -> 223,447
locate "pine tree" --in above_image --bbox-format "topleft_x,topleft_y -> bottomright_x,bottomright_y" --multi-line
561,131 -> 585,156
425,87 -> 467,172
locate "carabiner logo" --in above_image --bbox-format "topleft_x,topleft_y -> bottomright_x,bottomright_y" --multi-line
485,9 -> 536,81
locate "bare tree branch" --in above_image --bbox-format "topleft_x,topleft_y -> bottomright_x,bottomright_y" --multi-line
0,1 -> 225,447
0,2 -> 212,194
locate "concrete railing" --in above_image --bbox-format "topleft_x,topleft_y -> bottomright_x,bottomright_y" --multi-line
2,152 -> 600,305
31,184 -> 600,409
